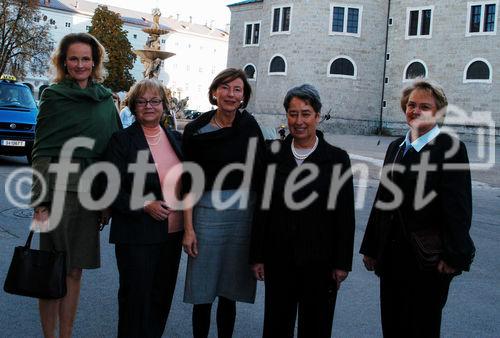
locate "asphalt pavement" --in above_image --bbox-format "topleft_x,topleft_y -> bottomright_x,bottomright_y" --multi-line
0,133 -> 498,337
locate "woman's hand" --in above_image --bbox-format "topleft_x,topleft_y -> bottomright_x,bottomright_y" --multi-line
363,255 -> 377,271
31,206 -> 50,232
183,229 -> 198,257
144,201 -> 170,221
437,260 -> 457,274
252,263 -> 265,281
98,208 -> 112,230
332,269 -> 348,290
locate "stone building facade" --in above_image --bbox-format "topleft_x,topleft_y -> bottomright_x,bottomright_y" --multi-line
227,0 -> 499,140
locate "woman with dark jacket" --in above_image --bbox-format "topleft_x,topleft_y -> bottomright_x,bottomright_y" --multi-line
360,79 -> 475,337
31,32 -> 122,338
251,84 -> 355,338
181,68 -> 266,338
106,79 -> 183,337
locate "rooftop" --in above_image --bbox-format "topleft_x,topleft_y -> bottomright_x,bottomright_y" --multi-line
39,0 -> 228,40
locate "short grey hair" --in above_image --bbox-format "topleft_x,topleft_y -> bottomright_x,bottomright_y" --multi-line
283,84 -> 322,113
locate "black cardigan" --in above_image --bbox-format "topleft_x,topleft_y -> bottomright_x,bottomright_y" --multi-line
250,131 -> 356,271
181,109 -> 267,195
105,122 -> 183,244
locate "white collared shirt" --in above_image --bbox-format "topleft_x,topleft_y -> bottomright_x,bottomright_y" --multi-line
400,125 -> 440,154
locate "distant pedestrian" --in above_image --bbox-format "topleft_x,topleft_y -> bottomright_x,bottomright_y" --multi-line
31,32 -> 121,338
250,84 -> 355,338
360,78 -> 475,337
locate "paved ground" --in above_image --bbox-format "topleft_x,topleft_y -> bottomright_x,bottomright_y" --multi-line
0,133 -> 498,337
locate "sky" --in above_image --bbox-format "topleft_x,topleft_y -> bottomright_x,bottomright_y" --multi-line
89,0 -> 235,29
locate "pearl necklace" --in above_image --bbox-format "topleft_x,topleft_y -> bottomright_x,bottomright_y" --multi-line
291,136 -> 318,160
213,114 -> 233,129
145,130 -> 161,146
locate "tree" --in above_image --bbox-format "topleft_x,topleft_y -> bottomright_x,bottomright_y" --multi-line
89,5 -> 136,92
0,0 -> 53,79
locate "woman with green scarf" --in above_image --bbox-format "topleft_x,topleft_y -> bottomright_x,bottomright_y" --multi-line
31,33 -> 121,338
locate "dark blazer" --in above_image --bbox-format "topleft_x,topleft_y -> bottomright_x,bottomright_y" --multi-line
105,121 -> 183,245
251,131 -> 355,271
360,133 -> 475,273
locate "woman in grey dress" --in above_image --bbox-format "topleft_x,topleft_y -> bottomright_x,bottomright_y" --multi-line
181,68 -> 266,338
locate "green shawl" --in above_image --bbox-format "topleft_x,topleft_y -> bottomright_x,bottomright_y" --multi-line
32,78 -> 122,162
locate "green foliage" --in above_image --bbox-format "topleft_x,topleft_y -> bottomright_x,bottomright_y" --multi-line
0,0 -> 53,79
89,5 -> 136,92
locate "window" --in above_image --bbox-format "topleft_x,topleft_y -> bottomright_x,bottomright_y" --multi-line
330,4 -> 363,37
271,5 -> 292,34
383,101 -> 387,108
244,21 -> 260,46
386,53 -> 390,61
244,64 -> 256,80
406,6 -> 433,39
34,16 -> 40,23
65,22 -> 71,27
388,17 -> 393,26
328,56 -> 357,79
404,60 -> 428,81
269,54 -> 287,75
467,2 -> 497,35
464,58 -> 492,83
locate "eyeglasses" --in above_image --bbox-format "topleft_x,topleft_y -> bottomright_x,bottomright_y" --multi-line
135,98 -> 163,107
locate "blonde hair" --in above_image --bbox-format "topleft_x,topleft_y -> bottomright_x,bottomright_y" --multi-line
400,78 -> 448,125
50,33 -> 107,83
126,79 -> 170,116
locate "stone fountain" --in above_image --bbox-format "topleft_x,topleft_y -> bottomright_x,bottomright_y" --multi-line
134,8 -> 175,79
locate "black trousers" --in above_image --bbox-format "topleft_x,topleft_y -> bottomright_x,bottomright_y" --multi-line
115,231 -> 183,338
379,242 -> 453,338
263,261 -> 337,338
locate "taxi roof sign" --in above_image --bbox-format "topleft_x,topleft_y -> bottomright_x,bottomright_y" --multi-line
0,74 -> 17,81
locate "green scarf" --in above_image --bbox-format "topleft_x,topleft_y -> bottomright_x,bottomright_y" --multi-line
32,78 -> 122,162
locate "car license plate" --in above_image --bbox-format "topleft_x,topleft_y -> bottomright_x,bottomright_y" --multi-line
1,140 -> 26,147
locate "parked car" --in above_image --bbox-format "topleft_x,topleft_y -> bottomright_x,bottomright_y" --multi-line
0,75 -> 38,163
184,109 -> 201,120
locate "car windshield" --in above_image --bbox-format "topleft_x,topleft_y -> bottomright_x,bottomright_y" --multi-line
0,84 -> 37,109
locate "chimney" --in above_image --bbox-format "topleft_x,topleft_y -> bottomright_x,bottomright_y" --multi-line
189,16 -> 192,23
209,20 -> 214,29
176,14 -> 179,21
44,0 -> 50,5
75,1 -> 79,8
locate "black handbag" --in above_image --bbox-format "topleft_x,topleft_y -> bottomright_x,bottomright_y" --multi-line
3,231 -> 67,299
396,210 -> 443,271
409,228 -> 443,271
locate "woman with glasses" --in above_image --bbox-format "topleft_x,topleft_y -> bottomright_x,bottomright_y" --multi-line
360,79 -> 475,337
31,33 -> 122,338
106,79 -> 183,337
181,68 -> 266,338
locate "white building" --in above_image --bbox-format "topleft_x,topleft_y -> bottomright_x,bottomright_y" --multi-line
28,0 -> 229,112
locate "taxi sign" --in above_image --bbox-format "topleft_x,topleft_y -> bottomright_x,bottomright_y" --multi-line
0,74 -> 17,81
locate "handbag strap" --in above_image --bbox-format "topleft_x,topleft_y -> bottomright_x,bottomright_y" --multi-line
24,230 -> 35,249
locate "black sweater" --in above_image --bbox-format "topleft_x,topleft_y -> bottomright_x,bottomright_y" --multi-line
181,109 -> 267,195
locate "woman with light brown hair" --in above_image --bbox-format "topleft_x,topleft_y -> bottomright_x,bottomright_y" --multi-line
360,78 -> 475,337
31,32 -> 121,337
